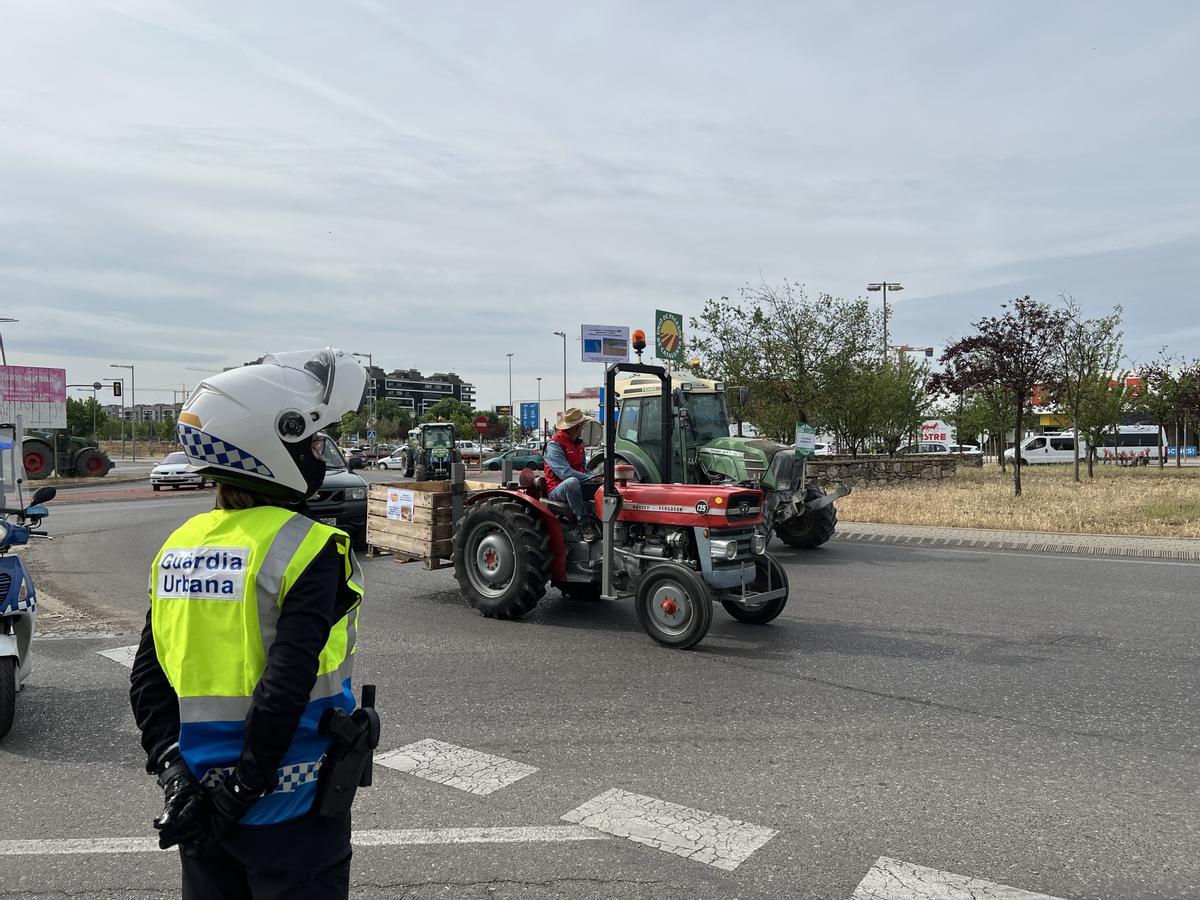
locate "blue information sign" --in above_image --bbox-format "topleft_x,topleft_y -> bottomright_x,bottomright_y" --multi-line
520,402 -> 539,433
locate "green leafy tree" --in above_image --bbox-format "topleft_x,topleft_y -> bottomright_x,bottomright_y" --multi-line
1138,350 -> 1184,470
1053,296 -> 1124,482
66,396 -> 109,439
1076,371 -> 1137,477
419,397 -> 474,438
869,356 -> 931,455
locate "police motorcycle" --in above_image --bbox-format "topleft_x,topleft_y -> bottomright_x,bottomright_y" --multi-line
0,424 -> 55,740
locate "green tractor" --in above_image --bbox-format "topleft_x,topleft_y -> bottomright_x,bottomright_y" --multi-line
21,429 -> 114,480
411,422 -> 460,481
590,373 -> 848,549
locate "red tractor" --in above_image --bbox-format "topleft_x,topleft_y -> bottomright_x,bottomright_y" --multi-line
452,363 -> 790,649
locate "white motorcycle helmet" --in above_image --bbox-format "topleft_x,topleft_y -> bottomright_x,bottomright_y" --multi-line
177,348 -> 367,504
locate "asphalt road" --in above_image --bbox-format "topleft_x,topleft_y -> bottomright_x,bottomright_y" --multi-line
3,490 -> 1198,898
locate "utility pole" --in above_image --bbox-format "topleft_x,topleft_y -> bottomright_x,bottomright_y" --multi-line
553,331 -> 568,419
111,363 -> 136,460
867,282 -> 904,360
536,376 -> 542,440
0,318 -> 17,365
506,353 -> 514,445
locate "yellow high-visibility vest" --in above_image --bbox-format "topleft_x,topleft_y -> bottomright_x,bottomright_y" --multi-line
150,506 -> 363,825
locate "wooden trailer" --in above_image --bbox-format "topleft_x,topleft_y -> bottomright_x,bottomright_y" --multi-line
365,473 -> 493,570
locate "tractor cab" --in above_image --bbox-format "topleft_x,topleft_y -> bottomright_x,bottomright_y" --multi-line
413,423 -> 458,481
452,361 -> 790,650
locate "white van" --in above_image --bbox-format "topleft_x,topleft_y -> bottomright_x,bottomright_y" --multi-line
1004,427 -> 1169,464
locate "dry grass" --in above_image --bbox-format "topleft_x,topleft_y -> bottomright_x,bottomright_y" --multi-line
835,463 -> 1200,537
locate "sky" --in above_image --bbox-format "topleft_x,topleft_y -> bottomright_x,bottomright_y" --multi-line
2,1 -> 1199,411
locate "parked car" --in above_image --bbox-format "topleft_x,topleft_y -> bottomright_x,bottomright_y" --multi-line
306,438 -> 368,549
151,451 -> 211,491
896,442 -> 949,455
948,444 -> 981,455
375,448 -> 409,470
813,442 -> 833,456
482,447 -> 544,471
344,447 -> 367,470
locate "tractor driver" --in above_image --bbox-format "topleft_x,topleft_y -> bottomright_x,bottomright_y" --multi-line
543,408 -> 600,542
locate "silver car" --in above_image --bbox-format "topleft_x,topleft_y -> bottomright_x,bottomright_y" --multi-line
151,451 -> 210,491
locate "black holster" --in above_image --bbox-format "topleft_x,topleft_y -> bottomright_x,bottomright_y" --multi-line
315,684 -> 381,818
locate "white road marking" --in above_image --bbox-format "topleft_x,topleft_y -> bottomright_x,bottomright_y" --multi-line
0,826 -> 607,857
851,857 -> 1065,900
376,739 -> 538,795
97,644 -> 139,668
561,787 -> 777,872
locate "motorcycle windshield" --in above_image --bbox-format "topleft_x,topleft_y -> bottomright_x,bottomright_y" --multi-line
0,423 -> 25,513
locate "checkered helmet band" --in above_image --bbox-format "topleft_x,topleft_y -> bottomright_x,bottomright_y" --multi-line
178,423 -> 274,478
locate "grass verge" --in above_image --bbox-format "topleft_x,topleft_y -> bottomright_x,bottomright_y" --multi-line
835,463 -> 1200,537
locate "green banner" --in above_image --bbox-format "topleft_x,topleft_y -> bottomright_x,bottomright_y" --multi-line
655,309 -> 684,362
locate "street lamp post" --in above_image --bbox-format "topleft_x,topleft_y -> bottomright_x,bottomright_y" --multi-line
552,331 -> 567,419
0,318 -> 18,366
536,376 -> 542,439
866,282 -> 904,360
506,353 -> 514,444
110,364 -> 136,461
351,353 -> 376,445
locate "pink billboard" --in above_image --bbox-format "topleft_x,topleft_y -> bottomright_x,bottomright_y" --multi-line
0,365 -> 67,428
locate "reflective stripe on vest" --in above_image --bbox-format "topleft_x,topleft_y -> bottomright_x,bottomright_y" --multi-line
150,507 -> 364,825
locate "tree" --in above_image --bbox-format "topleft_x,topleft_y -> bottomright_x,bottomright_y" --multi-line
869,356 -> 931,455
1139,351 -> 1185,470
1053,297 -> 1124,482
420,397 -> 475,438
689,281 -> 877,442
66,396 -> 109,440
1076,371 -> 1137,477
935,295 -> 1069,496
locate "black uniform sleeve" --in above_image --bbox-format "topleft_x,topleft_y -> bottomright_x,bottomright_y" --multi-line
129,610 -> 180,773
237,539 -> 343,793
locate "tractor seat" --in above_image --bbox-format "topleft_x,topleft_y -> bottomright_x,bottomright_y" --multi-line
544,500 -> 576,522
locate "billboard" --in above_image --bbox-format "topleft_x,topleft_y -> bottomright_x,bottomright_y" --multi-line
581,324 -> 630,364
520,402 -> 539,433
494,405 -> 513,417
0,365 -> 67,429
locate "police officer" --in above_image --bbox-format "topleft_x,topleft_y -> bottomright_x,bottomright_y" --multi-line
130,348 -> 369,899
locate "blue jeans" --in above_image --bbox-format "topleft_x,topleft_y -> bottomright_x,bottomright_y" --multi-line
549,477 -> 598,524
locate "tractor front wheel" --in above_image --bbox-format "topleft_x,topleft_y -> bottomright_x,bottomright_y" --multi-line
722,554 -> 789,624
454,498 -> 550,619
73,448 -> 109,477
635,564 -> 713,650
22,440 -> 54,480
776,485 -> 837,549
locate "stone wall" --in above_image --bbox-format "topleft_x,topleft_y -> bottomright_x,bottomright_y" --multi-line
804,454 -> 969,487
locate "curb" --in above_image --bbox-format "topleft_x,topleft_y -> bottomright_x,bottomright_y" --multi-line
831,529 -> 1200,561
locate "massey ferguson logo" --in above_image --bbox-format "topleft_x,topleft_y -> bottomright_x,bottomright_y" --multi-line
695,500 -> 709,515
738,502 -> 750,516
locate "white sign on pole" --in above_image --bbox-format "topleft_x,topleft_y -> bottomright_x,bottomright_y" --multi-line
0,365 -> 67,429
580,325 -> 630,364
794,422 -> 817,458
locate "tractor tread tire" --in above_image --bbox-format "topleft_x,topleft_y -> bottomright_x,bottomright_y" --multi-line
22,440 -> 54,480
0,657 -> 15,740
722,554 -> 789,624
776,485 -> 837,549
414,463 -> 430,482
454,498 -> 550,620
73,448 -> 109,478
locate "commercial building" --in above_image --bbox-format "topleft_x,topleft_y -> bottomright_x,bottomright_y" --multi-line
101,402 -> 177,423
363,366 -> 476,414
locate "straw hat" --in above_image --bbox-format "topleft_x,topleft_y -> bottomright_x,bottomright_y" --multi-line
556,407 -> 594,431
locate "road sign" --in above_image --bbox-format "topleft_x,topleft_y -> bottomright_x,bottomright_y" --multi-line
520,402 -> 539,433
655,310 -> 684,362
581,324 -> 630,363
367,429 -> 377,441
474,415 -> 489,434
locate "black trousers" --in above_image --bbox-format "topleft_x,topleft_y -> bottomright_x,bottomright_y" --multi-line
180,811 -> 351,900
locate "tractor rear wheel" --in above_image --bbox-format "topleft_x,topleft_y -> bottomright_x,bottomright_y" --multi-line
635,564 -> 713,650
73,448 -> 108,477
0,657 -> 15,740
722,554 -> 789,624
22,440 -> 54,480
454,498 -> 550,619
776,485 -> 837,549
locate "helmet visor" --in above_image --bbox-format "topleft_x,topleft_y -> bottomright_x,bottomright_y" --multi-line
262,348 -> 337,406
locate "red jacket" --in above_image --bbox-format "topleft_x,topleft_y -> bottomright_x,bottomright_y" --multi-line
543,430 -> 585,493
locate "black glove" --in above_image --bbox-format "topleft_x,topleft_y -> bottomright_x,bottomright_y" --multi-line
153,754 -> 208,852
201,773 -> 262,851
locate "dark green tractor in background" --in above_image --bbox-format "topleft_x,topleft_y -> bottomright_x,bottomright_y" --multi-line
589,373 -> 848,548
21,429 -> 113,479
412,422 -> 460,481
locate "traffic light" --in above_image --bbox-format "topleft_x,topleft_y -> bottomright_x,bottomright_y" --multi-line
112,381 -> 122,398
